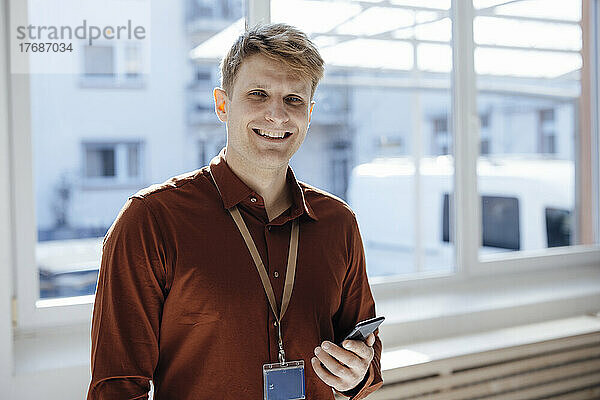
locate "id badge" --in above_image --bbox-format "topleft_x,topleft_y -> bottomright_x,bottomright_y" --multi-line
263,360 -> 305,400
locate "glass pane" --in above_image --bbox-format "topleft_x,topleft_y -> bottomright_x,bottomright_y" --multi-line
32,0 -> 243,299
85,147 -> 116,177
84,45 -> 115,77
127,144 -> 140,178
272,0 -> 455,279
474,0 -> 581,256
125,45 -> 143,78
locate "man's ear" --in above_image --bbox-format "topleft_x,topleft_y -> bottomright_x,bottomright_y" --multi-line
214,88 -> 228,122
309,101 -> 315,124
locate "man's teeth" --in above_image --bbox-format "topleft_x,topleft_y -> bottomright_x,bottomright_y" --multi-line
255,129 -> 289,138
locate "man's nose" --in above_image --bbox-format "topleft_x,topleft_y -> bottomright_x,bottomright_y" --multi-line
265,100 -> 289,125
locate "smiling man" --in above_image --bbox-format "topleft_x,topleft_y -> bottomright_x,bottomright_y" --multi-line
87,24 -> 382,400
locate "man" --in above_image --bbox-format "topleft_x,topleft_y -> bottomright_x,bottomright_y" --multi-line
87,23 -> 382,399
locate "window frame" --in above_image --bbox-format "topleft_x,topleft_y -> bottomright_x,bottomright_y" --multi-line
590,0 -> 600,243
6,0 -> 600,331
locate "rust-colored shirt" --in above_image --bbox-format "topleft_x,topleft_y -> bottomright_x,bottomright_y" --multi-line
87,150 -> 383,399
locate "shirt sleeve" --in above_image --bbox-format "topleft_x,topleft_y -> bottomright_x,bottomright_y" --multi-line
332,212 -> 384,399
87,197 -> 169,400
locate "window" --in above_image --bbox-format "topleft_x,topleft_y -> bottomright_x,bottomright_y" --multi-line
432,116 -> 450,155
474,0 -> 584,256
198,136 -> 227,167
83,142 -> 144,186
7,0 -> 242,328
538,108 -> 556,154
186,0 -> 243,21
480,113 -> 491,155
124,44 -> 143,79
83,45 -> 115,78
81,42 -> 145,87
193,65 -> 214,84
270,0 -> 455,278
85,147 -> 116,177
330,140 -> 351,199
5,0 -> 599,331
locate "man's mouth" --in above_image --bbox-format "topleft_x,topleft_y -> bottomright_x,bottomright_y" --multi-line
252,128 -> 293,140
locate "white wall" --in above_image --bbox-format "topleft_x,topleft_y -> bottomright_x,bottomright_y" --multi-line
31,0 -> 189,231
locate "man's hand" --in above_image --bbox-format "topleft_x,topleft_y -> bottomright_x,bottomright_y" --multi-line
310,333 -> 375,392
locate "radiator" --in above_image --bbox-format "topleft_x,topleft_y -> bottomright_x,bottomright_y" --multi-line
370,330 -> 600,400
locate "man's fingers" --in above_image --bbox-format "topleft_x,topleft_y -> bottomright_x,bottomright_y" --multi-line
314,345 -> 353,376
366,333 -> 376,347
342,339 -> 375,362
310,356 -> 342,387
318,342 -> 363,370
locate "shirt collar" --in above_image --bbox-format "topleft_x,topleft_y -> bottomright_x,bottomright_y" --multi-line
208,148 -> 318,221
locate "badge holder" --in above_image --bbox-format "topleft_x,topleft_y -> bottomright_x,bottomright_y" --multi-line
263,360 -> 305,400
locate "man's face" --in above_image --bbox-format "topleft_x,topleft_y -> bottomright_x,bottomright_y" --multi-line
214,54 -> 314,170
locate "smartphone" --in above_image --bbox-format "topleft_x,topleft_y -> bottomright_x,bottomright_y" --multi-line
341,316 -> 385,344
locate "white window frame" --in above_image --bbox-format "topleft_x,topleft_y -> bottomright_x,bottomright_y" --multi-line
5,0 -> 600,332
591,0 -> 600,245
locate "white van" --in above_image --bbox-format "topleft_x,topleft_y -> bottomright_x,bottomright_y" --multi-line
347,156 -> 573,276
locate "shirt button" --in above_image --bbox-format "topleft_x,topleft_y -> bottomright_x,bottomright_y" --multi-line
274,271 -> 279,278
273,321 -> 278,327
268,226 -> 272,231
250,197 -> 257,203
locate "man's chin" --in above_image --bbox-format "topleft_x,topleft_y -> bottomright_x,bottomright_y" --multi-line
250,149 -> 293,169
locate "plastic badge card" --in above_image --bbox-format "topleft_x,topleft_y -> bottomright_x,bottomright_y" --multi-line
263,360 -> 306,400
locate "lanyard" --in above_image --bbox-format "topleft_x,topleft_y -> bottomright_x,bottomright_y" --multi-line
209,170 -> 299,364
229,207 -> 299,364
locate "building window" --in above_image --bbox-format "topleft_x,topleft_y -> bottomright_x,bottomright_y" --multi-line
186,0 -> 243,21
330,140 -> 351,199
432,116 -> 450,155
480,113 -> 491,155
198,137 -> 227,167
194,65 -> 213,83
81,43 -> 144,87
83,45 -> 115,78
124,44 -> 143,79
86,147 -> 116,178
539,108 -> 557,154
83,142 -> 143,186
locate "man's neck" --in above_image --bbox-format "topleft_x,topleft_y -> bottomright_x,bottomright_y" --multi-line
224,148 -> 293,221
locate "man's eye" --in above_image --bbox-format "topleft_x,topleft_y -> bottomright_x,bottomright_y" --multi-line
286,96 -> 302,104
249,91 -> 267,97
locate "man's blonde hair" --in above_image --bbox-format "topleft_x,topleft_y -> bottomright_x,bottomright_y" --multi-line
220,23 -> 324,99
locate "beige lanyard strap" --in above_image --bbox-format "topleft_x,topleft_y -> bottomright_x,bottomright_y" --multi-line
229,206 -> 299,324
228,207 -> 299,363
209,166 -> 299,363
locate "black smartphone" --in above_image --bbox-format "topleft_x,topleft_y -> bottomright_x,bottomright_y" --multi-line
340,316 -> 385,344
